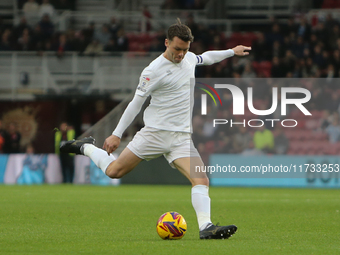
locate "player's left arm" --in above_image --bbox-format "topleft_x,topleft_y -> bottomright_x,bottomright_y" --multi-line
196,45 -> 251,66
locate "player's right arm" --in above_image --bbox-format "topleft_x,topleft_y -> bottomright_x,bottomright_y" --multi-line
103,68 -> 160,154
103,94 -> 146,154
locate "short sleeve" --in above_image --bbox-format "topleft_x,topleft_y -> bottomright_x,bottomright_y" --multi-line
135,68 -> 160,97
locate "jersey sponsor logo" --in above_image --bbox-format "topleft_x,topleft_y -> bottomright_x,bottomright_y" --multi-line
137,86 -> 147,92
141,76 -> 150,87
137,76 -> 150,92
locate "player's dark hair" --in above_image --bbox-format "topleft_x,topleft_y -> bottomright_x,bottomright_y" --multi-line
167,18 -> 194,42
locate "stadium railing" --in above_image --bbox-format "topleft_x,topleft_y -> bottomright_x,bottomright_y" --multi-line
0,51 -> 160,99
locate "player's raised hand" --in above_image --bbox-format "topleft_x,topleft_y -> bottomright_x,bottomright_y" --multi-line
103,135 -> 121,155
232,45 -> 251,56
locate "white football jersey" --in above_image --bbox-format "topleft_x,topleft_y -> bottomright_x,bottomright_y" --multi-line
135,52 -> 199,133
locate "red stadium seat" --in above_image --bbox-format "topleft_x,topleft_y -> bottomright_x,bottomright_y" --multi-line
229,32 -> 243,44
324,142 -> 340,155
252,61 -> 261,75
305,119 -> 318,130
226,40 -> 238,49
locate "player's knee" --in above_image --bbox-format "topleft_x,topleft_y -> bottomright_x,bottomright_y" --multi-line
106,169 -> 122,179
192,177 -> 209,187
105,164 -> 125,179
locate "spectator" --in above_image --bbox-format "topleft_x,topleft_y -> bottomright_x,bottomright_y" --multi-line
271,40 -> 285,59
267,23 -> 284,47
308,33 -> 319,55
241,141 -> 264,156
283,17 -> 297,37
84,39 -> 103,55
252,32 -> 270,61
241,63 -> 256,78
329,24 -> 340,50
73,30 -> 88,53
38,14 -> 54,40
64,29 -> 77,51
282,49 -> 296,73
55,33 -> 70,57
233,126 -> 252,153
55,122 -> 75,183
313,44 -> 326,68
325,13 -> 338,32
94,24 -> 111,46
271,56 -> 286,77
3,122 -> 21,153
202,116 -> 216,139
17,144 -> 47,184
297,17 -> 311,41
13,17 -> 32,41
104,38 -> 118,52
186,14 -> 198,38
82,22 -> 95,45
23,0 -> 39,15
291,36 -> 306,59
253,125 -> 274,153
325,93 -> 340,112
116,28 -> 129,51
39,0 -> 55,18
192,116 -> 206,146
31,24 -> 45,51
318,110 -> 332,132
292,59 -> 303,78
325,118 -> 340,143
331,49 -> 340,75
314,22 -> 328,48
0,30 -> 12,51
16,28 -> 34,51
211,63 -> 227,78
303,57 -> 318,77
326,64 -> 336,80
214,133 -> 234,154
208,34 -> 224,50
274,126 -> 289,154
109,17 -> 121,38
0,17 -> 7,35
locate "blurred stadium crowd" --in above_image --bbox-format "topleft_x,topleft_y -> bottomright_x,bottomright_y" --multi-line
1,0 -> 340,157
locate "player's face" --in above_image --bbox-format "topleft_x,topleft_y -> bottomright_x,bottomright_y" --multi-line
164,36 -> 190,63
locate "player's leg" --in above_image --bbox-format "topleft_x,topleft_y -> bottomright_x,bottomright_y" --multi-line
172,156 -> 211,229
172,156 -> 237,239
104,147 -> 142,178
60,137 -> 142,179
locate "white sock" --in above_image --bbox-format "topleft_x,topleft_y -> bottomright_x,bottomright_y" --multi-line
191,185 -> 212,231
83,144 -> 116,174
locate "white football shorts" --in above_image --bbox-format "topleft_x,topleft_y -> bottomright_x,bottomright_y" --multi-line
127,126 -> 200,168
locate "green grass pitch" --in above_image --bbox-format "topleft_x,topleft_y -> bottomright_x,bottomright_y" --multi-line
0,185 -> 339,255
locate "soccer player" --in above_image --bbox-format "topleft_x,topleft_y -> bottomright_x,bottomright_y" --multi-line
61,19 -> 251,239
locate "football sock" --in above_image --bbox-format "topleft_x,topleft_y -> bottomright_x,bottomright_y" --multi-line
82,144 -> 116,174
191,185 -> 212,231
